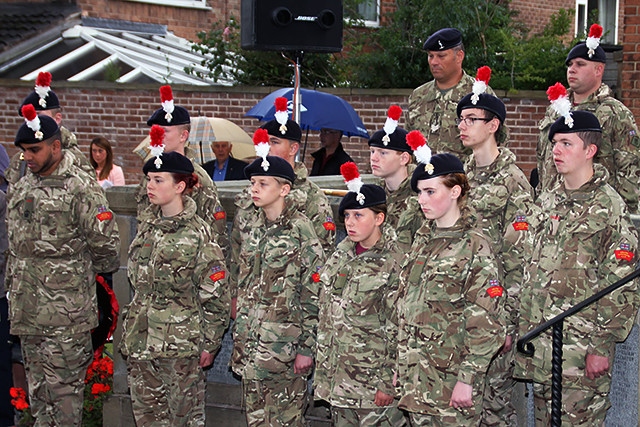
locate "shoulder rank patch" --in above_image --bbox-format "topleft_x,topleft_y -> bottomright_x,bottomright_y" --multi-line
615,243 -> 634,262
486,279 -> 504,298
213,207 -> 226,221
209,265 -> 226,282
312,265 -> 322,283
512,215 -> 529,231
323,216 -> 336,231
96,205 -> 113,222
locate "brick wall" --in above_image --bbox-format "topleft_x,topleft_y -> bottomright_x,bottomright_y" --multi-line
0,80 -> 547,185
510,0 -> 575,36
621,0 -> 640,121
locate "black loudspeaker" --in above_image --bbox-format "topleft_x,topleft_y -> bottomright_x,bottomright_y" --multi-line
241,0 -> 343,53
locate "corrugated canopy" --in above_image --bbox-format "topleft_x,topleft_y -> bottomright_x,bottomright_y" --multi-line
0,17 -> 233,86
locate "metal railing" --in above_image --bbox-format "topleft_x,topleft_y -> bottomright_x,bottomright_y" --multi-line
517,266 -> 640,427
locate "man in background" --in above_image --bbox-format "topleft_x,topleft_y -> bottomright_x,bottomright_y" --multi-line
310,128 -> 354,176
202,140 -> 248,181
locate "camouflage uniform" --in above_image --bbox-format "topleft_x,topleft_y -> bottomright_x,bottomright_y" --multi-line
136,147 -> 229,255
407,72 -> 497,161
5,126 -> 94,187
383,163 -> 416,230
397,209 -> 506,426
464,148 -> 535,426
514,164 -> 639,426
229,162 -> 335,297
536,83 -> 640,213
121,196 -> 229,426
315,226 -> 406,427
231,201 -> 325,427
6,151 -> 120,427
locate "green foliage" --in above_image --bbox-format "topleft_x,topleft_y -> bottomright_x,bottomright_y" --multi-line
187,4 -> 579,91
187,16 -> 340,87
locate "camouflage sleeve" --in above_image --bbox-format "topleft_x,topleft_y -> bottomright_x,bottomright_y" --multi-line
194,231 -> 230,355
135,175 -> 149,218
306,188 -> 336,255
599,107 -> 640,213
501,178 -> 535,335
190,184 -> 229,258
378,264 -> 401,396
77,183 -> 120,274
586,210 -> 639,356
396,197 -> 423,252
457,235 -> 506,385
296,220 -> 325,358
228,189 -> 254,299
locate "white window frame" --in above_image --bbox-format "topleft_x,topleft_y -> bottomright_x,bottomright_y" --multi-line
123,0 -> 210,11
575,0 -> 588,38
346,0 -> 380,28
575,0 -> 619,44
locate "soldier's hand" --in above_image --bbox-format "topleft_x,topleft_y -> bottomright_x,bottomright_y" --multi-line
374,390 -> 394,407
500,335 -> 513,354
585,353 -> 609,379
199,350 -> 214,368
293,354 -> 313,374
449,381 -> 473,409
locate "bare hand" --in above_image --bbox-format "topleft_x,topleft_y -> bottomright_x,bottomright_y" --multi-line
199,350 -> 214,368
293,354 -> 313,374
449,381 -> 473,409
374,389 -> 394,407
501,335 -> 513,354
585,353 -> 609,379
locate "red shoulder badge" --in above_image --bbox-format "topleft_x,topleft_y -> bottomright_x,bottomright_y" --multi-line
213,207 -> 226,221
323,216 -> 336,231
512,215 -> 529,231
96,205 -> 113,222
209,265 -> 226,282
615,243 -> 634,262
486,278 -> 504,298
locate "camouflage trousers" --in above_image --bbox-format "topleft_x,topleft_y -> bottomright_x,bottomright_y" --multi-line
128,357 -> 206,427
242,375 -> 308,427
407,404 -> 481,427
21,331 -> 93,427
331,404 -> 408,427
533,382 -> 609,426
480,345 -> 518,426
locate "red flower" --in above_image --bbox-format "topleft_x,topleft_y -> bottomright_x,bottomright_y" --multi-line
10,387 -> 29,411
91,383 -> 111,395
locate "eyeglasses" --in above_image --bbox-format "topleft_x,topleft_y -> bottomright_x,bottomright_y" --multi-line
455,117 -> 492,127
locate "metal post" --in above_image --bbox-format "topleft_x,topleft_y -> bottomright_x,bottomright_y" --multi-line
551,321 -> 564,427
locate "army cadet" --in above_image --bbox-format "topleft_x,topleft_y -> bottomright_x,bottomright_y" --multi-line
455,72 -> 535,426
231,148 -> 325,427
7,71 -> 94,186
515,111 -> 639,426
314,162 -> 406,427
536,24 -> 640,212
396,150 -> 505,426
136,85 -> 228,253
7,107 -> 120,426
121,140 -> 229,427
229,98 -> 335,315
406,28 -> 497,161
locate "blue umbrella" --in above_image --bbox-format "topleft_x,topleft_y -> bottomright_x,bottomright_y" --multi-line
246,88 -> 370,139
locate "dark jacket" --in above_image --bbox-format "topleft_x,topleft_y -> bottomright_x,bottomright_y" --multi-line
310,143 -> 354,176
202,157 -> 249,181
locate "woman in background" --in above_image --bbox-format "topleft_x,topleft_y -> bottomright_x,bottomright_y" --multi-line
90,136 -> 125,188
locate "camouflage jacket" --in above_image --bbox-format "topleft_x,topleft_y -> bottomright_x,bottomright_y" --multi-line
397,210 -> 505,414
537,83 -> 640,213
121,196 -> 229,360
231,201 -> 325,380
465,147 -> 535,335
136,148 -> 228,255
515,164 -> 639,391
407,71 -> 497,161
229,162 -> 335,297
384,163 -> 417,230
6,151 -> 120,336
315,226 -> 402,408
6,126 -> 95,186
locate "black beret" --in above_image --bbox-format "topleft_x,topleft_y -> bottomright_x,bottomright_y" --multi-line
260,119 -> 302,143
18,90 -> 60,114
146,105 -> 191,126
244,155 -> 296,183
411,153 -> 465,192
14,114 -> 60,146
338,184 -> 386,217
143,151 -> 194,175
457,93 -> 506,123
423,28 -> 463,51
548,110 -> 602,141
368,128 -> 411,152
565,42 -> 606,65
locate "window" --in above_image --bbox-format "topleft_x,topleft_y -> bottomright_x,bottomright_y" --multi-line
575,0 -> 619,43
123,0 -> 210,10
346,0 -> 380,27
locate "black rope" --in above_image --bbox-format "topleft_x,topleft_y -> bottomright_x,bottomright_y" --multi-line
551,321 -> 563,427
